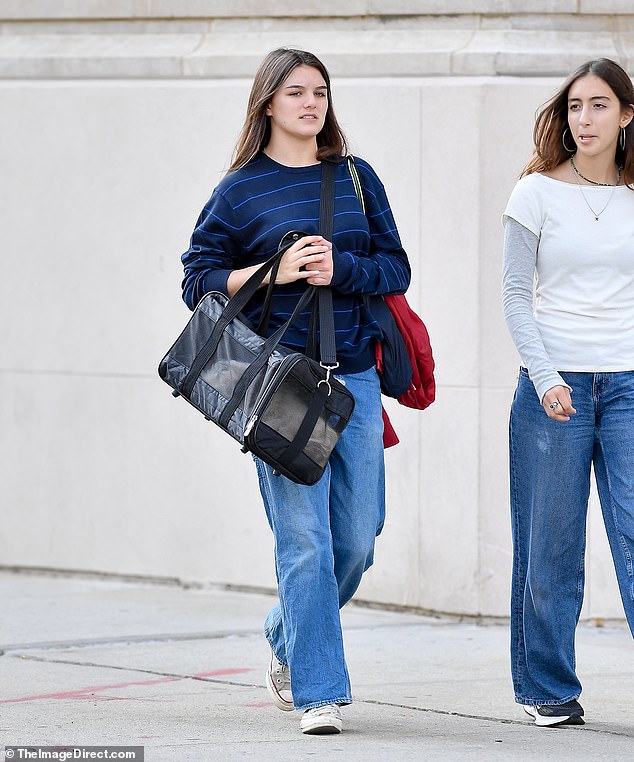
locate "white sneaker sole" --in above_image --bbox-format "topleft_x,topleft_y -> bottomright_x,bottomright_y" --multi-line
523,705 -> 581,727
265,663 -> 294,712
300,715 -> 343,735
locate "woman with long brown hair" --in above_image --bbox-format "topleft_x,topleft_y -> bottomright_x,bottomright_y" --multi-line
181,48 -> 410,735
502,58 -> 634,727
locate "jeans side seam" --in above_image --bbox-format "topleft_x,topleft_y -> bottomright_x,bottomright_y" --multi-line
596,429 -> 634,581
573,520 -> 587,647
509,407 -> 527,696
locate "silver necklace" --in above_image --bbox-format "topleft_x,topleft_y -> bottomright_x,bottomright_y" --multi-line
570,160 -> 621,221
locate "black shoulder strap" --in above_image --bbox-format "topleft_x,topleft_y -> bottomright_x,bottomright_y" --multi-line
314,161 -> 337,367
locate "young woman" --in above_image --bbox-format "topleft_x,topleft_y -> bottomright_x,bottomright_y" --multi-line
502,58 -> 634,727
181,48 -> 410,735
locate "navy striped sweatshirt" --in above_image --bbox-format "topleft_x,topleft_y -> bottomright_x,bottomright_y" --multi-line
181,152 -> 411,374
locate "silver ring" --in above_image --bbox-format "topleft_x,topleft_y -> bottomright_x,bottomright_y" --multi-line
548,400 -> 560,410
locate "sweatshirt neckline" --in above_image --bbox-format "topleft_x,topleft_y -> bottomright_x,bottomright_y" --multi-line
258,152 -> 323,174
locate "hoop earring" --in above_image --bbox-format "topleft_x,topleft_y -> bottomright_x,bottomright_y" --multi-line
562,128 -> 576,153
619,127 -> 626,151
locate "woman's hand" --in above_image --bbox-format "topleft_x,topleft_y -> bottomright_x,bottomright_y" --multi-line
541,385 -> 576,422
272,235 -> 333,286
226,236 -> 334,297
304,236 -> 333,286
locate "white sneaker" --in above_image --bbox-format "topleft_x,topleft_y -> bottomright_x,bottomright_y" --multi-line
265,651 -> 294,711
300,704 -> 343,735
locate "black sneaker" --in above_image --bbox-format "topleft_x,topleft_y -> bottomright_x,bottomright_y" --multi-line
523,699 -> 585,727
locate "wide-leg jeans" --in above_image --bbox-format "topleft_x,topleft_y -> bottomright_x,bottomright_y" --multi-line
509,368 -> 634,705
253,366 -> 385,711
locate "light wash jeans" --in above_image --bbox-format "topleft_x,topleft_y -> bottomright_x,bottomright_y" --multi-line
509,368 -> 634,706
253,366 -> 385,711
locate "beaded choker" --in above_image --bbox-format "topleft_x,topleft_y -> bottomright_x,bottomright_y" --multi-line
569,157 -> 621,187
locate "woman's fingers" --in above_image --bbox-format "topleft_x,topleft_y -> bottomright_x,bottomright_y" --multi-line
541,385 -> 576,421
305,245 -> 333,285
275,238 -> 332,284
286,236 -> 324,256
287,250 -> 327,274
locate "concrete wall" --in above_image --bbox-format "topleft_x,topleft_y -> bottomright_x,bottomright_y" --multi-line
1,3 -> 631,620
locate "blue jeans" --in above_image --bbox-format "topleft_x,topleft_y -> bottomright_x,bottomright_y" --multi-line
509,368 -> 634,705
254,366 -> 385,711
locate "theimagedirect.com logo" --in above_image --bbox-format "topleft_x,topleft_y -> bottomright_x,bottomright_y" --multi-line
4,747 -> 143,761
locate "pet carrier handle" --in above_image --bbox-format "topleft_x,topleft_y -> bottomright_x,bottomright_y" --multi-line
180,277 -> 315,402
179,235 -> 315,400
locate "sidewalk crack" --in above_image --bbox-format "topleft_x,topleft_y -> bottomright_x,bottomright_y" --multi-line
360,699 -> 634,738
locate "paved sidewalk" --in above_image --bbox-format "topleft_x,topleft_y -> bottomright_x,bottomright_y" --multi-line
0,570 -> 632,761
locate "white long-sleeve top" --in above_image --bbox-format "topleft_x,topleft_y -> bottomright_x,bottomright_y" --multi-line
502,172 -> 634,402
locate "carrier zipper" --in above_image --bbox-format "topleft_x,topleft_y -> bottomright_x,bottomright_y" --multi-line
243,354 -> 304,448
252,354 -> 302,415
244,414 -> 258,438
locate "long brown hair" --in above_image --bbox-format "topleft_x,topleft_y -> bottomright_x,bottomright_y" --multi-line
228,48 -> 348,172
522,58 -> 634,187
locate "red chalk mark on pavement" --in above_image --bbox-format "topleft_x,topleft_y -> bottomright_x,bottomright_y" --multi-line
192,669 -> 251,678
0,667 -> 252,704
244,701 -> 276,708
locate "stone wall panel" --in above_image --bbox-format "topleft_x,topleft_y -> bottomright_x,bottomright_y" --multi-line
1,7 -> 629,620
